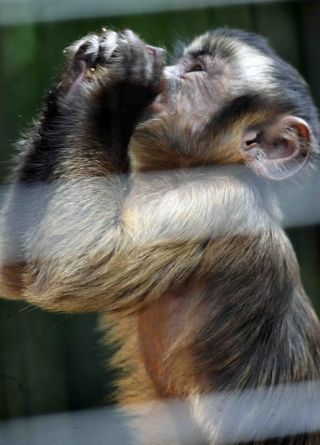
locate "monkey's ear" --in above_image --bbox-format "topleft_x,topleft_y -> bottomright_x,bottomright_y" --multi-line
242,116 -> 311,180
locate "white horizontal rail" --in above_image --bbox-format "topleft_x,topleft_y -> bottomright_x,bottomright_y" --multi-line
0,381 -> 319,444
0,0 -> 297,26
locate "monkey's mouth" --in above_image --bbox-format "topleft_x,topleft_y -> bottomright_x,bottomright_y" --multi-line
146,75 -> 178,116
147,95 -> 167,114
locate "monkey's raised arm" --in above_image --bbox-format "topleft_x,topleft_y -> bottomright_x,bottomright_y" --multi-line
0,29 -> 167,310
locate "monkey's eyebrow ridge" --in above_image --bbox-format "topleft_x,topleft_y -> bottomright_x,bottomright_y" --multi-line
188,49 -> 211,59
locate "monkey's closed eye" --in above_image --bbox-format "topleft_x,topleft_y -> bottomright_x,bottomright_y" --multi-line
185,62 -> 205,74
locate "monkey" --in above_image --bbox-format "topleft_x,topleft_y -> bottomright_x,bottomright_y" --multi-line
0,27 -> 320,444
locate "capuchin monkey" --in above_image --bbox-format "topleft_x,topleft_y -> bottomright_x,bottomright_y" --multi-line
1,28 -> 320,444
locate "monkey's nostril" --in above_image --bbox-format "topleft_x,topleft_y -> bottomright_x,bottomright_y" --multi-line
163,66 -> 176,78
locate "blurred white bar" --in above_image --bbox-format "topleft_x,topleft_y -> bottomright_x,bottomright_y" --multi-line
0,406 -> 131,445
0,164 -> 319,227
0,0 -> 297,26
0,164 -> 319,264
0,381 -> 320,444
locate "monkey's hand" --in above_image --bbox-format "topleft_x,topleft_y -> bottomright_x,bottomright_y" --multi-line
62,29 -> 166,113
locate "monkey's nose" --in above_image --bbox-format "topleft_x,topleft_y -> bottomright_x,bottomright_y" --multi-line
163,65 -> 184,79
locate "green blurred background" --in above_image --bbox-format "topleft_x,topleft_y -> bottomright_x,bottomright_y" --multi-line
0,0 -> 319,420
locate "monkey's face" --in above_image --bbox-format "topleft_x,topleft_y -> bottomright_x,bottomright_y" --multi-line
154,43 -> 231,120
131,29 -> 318,179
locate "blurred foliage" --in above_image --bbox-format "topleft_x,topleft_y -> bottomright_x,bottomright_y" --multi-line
0,0 -> 319,420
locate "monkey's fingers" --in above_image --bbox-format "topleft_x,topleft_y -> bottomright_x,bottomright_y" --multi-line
113,29 -> 166,89
62,29 -> 166,98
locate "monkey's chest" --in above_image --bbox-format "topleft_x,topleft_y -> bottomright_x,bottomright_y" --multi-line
138,293 -> 184,397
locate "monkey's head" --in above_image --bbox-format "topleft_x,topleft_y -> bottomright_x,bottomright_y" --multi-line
131,28 -> 320,181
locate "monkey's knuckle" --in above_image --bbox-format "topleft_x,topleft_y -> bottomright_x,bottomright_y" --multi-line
99,30 -> 120,61
126,44 -> 165,88
122,29 -> 142,45
65,32 -> 122,75
68,34 -> 100,62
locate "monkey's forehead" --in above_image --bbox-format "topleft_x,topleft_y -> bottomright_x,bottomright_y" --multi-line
185,30 -> 276,92
185,28 -> 273,59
